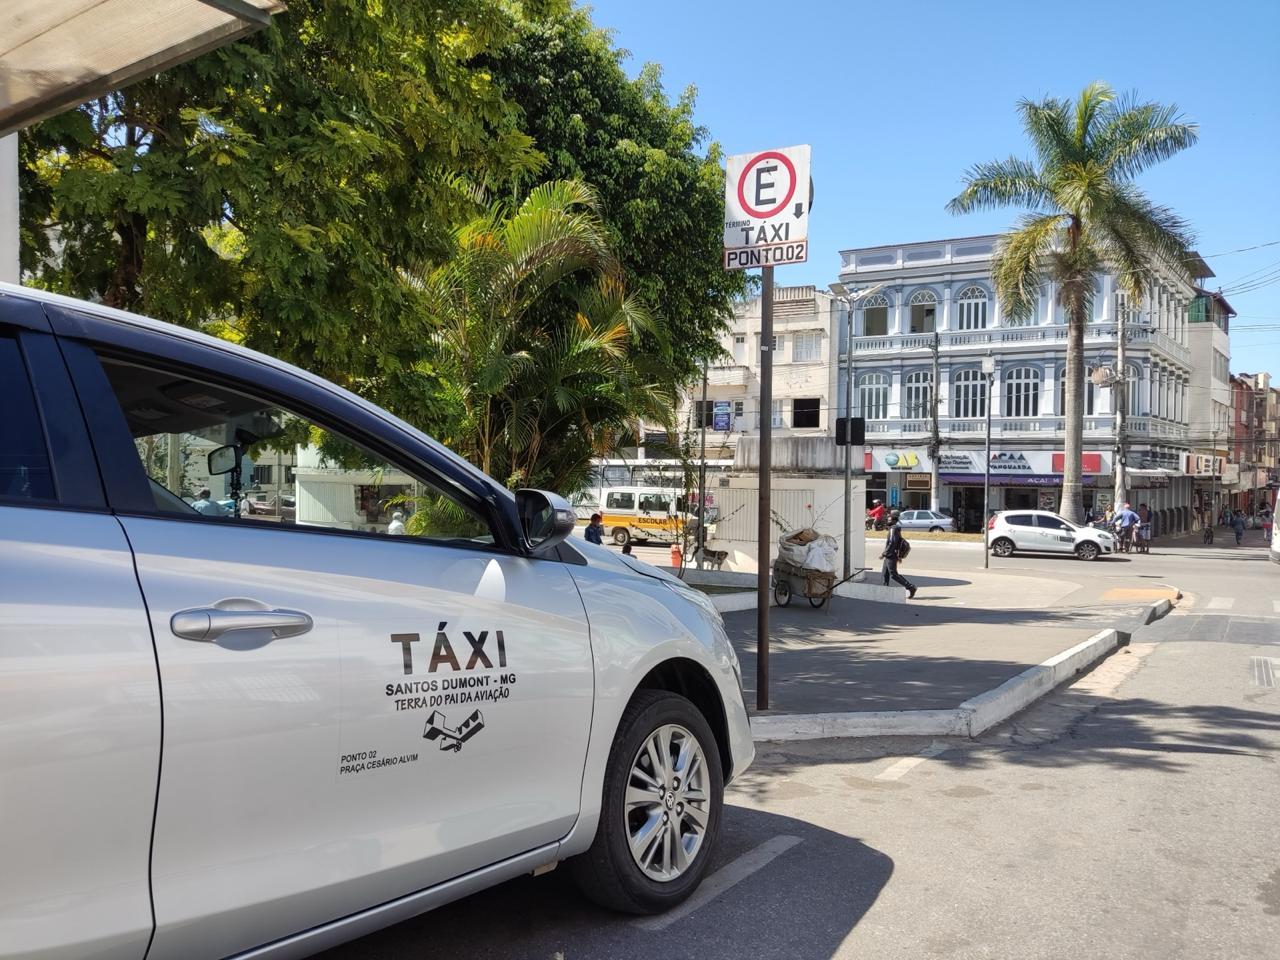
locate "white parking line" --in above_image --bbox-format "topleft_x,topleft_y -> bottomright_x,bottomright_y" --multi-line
633,834 -> 803,932
1207,596 -> 1236,610
874,741 -> 949,782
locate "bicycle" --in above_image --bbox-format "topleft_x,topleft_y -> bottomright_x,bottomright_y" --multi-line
1203,523 -> 1214,545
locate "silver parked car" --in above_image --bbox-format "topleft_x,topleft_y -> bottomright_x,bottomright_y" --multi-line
896,509 -> 956,532
0,283 -> 753,960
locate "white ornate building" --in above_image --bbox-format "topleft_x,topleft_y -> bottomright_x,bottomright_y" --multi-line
834,234 -> 1203,531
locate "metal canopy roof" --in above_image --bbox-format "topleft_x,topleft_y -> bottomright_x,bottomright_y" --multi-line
0,0 -> 284,137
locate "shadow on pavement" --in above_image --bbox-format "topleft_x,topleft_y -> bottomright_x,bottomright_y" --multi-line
726,598 -> 1147,714
315,806 -> 892,960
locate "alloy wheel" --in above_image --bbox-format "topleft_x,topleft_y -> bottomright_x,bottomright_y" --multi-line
624,724 -> 711,883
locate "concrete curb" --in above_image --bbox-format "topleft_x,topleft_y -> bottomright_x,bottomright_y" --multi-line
710,592 -> 756,614
750,594 -> 1176,742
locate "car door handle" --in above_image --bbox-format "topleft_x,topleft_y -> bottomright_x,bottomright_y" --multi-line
171,598 -> 313,642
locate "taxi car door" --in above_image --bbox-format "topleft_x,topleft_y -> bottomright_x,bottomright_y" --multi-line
0,314 -> 160,960
57,327 -> 594,960
1035,514 -> 1077,552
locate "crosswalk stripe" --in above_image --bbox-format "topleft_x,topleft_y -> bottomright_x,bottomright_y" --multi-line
1207,596 -> 1235,610
1274,600 -> 1280,614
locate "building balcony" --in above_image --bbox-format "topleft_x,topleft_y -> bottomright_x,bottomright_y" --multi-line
862,414 -> 1187,443
847,322 -> 1191,367
706,364 -> 751,388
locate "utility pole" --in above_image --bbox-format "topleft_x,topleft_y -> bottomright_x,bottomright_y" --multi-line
1113,299 -> 1127,510
929,330 -> 941,513
756,265 -> 774,711
982,354 -> 995,567
697,363 -> 708,570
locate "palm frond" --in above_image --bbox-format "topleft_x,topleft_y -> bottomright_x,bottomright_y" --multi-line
1095,93 -> 1198,181
990,213 -> 1067,322
1073,81 -> 1115,149
946,157 -> 1052,214
1017,96 -> 1077,169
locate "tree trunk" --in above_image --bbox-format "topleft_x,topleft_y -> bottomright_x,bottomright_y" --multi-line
1061,299 -> 1086,523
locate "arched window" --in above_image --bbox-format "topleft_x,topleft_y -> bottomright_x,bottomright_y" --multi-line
1125,363 -> 1142,416
1057,366 -> 1097,416
862,293 -> 890,337
908,289 -> 937,333
858,372 -> 889,420
903,371 -> 932,418
955,285 -> 988,330
1004,366 -> 1041,418
952,369 -> 987,419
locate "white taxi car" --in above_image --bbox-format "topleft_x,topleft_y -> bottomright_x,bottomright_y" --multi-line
0,284 -> 753,960
987,509 -> 1116,560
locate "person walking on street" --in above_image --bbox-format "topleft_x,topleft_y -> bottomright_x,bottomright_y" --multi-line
1115,502 -> 1141,552
191,488 -> 223,517
1262,507 -> 1273,543
387,511 -> 406,535
584,513 -> 605,545
882,510 -> 917,599
1232,509 -> 1246,545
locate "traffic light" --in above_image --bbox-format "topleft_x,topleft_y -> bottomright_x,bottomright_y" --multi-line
835,417 -> 865,446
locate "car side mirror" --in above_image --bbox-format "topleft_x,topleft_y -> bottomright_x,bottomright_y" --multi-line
515,489 -> 576,555
208,444 -> 239,476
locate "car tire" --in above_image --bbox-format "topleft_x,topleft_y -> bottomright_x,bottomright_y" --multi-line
991,537 -> 1014,558
570,690 -> 723,915
612,528 -> 630,546
1075,541 -> 1100,561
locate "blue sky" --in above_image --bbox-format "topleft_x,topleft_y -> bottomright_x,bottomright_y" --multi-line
587,0 -> 1280,376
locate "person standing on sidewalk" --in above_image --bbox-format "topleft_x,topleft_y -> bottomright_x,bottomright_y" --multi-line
584,513 -> 604,545
881,510 -> 917,599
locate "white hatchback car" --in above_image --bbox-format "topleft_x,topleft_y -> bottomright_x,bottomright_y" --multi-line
987,509 -> 1116,560
0,284 -> 753,960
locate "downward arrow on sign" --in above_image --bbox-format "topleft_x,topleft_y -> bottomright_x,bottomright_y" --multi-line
793,202 -> 805,219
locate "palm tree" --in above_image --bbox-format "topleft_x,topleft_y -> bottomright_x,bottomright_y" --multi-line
948,82 -> 1197,522
415,180 -> 674,490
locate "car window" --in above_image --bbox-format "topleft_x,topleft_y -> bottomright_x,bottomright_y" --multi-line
638,493 -> 669,513
95,355 -> 491,543
1036,515 -> 1073,530
901,511 -> 916,521
606,491 -> 634,509
1005,514 -> 1035,527
0,335 -> 56,502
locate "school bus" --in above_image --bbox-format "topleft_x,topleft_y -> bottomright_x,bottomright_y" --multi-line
597,487 -> 706,546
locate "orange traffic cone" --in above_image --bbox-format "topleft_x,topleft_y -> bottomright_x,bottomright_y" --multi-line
670,543 -> 683,568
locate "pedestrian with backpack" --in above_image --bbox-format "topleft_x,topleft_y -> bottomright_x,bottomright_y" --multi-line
881,509 -> 917,599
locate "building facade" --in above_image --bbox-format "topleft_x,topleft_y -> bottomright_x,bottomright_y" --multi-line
833,235 -> 1199,532
679,284 -> 840,459
1186,288 -> 1235,521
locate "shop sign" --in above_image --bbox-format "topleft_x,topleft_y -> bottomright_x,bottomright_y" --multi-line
905,472 -> 931,490
938,452 -> 975,471
1051,452 -> 1103,474
712,400 -> 731,431
989,452 -> 1033,472
1188,454 -> 1224,477
1037,490 -> 1057,510
883,450 -> 921,469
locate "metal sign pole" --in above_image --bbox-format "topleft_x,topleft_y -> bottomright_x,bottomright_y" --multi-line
757,265 -> 774,711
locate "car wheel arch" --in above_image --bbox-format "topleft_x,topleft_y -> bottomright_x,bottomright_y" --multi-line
632,658 -> 732,781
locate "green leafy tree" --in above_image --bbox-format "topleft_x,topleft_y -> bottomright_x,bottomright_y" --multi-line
418,180 -> 673,491
20,0 -> 541,407
487,9 -> 747,384
948,82 -> 1196,521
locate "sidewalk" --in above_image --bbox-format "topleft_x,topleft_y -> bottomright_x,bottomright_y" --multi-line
726,566 -> 1177,738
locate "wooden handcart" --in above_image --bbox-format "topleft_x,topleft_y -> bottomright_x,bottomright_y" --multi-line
771,558 -> 837,609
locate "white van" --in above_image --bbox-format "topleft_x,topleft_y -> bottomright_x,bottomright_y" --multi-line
598,486 -> 711,546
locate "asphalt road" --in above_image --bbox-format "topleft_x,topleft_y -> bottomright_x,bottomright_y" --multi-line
322,534 -> 1279,959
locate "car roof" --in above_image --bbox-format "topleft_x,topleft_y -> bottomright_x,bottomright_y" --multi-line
0,281 -> 502,497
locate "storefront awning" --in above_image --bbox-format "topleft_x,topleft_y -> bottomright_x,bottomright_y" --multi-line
939,474 -> 1100,487
1,0 -> 284,136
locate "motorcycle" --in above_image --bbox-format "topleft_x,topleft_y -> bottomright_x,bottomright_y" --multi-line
865,514 -> 887,531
